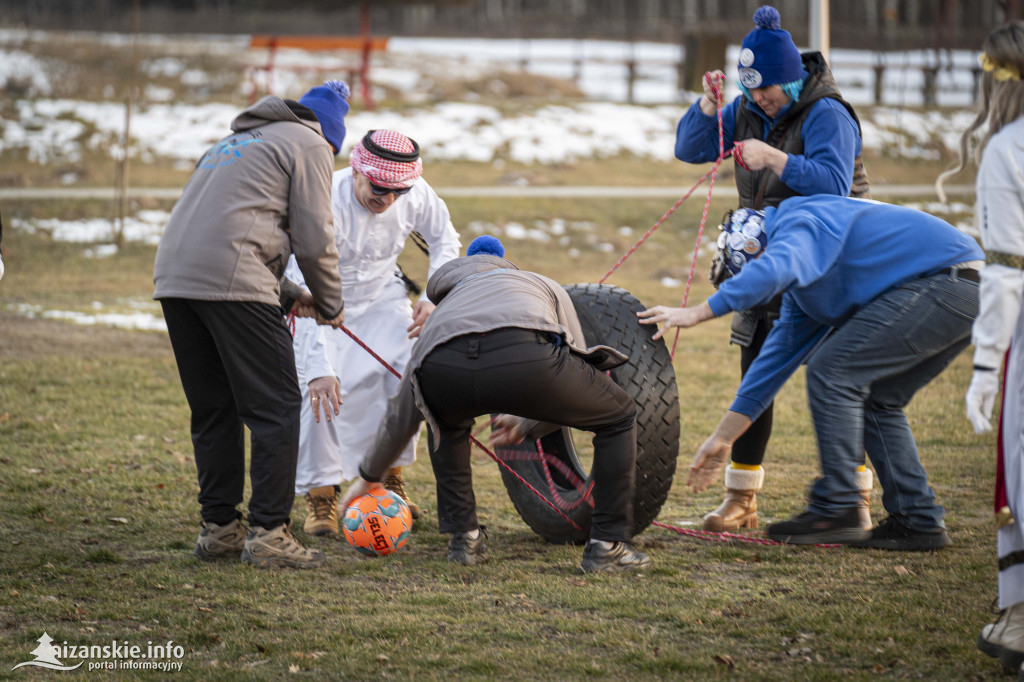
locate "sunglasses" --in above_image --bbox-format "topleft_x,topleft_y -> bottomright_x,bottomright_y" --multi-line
368,181 -> 412,197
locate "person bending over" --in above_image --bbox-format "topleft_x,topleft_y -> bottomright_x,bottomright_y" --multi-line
640,196 -> 981,549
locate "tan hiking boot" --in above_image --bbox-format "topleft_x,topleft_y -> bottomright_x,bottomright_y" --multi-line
193,518 -> 247,561
384,467 -> 421,519
702,465 -> 764,532
855,467 -> 873,531
242,524 -> 326,569
303,485 -> 339,537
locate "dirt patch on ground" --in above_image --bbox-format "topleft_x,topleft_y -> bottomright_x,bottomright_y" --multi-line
0,312 -> 173,361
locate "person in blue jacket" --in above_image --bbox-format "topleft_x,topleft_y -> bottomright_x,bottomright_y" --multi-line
639,195 -> 983,548
674,5 -> 870,534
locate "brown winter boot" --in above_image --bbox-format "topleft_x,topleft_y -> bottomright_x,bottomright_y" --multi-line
702,465 -> 765,532
855,467 -> 873,531
303,485 -> 339,537
384,467 -> 421,519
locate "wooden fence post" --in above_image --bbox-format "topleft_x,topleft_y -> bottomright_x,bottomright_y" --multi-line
873,64 -> 885,105
922,65 -> 939,107
681,33 -> 729,94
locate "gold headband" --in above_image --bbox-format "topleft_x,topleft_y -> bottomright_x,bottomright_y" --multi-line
980,53 -> 1021,82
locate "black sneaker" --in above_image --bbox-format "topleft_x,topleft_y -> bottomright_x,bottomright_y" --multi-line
448,527 -> 488,565
850,515 -> 951,551
767,508 -> 869,545
579,540 -> 652,573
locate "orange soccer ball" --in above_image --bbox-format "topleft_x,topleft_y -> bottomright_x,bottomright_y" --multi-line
342,487 -> 412,557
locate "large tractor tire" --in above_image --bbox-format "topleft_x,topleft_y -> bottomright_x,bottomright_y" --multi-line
496,283 -> 680,544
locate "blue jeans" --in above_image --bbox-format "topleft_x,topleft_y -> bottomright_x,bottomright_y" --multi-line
804,272 -> 978,530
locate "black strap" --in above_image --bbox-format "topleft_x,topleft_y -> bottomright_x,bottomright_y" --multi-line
410,230 -> 429,256
999,550 -> 1024,572
362,130 -> 419,163
395,264 -> 422,296
944,266 -> 979,283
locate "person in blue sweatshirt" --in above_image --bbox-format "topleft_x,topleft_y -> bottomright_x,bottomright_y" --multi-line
674,5 -> 870,534
638,195 -> 983,548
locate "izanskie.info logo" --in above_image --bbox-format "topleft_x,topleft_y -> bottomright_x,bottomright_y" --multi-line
12,632 -> 185,673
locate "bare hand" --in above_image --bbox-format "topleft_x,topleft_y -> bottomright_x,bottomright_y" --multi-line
490,414 -> 526,448
308,376 -> 342,423
340,478 -> 378,509
292,290 -> 317,318
317,309 -> 346,329
637,303 -> 712,340
700,70 -> 726,114
733,138 -> 788,175
687,435 -> 732,493
407,300 -> 435,339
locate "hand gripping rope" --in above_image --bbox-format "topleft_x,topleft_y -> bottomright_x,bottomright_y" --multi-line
297,75 -> 817,546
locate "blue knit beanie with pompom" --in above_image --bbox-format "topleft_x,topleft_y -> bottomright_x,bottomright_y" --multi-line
466,235 -> 505,258
737,6 -> 803,89
298,80 -> 350,155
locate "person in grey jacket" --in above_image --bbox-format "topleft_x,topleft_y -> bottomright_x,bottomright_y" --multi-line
154,80 -> 349,569
340,238 -> 652,573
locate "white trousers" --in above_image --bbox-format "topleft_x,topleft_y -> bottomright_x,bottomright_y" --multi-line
294,278 -> 419,495
1000,333 -> 1024,609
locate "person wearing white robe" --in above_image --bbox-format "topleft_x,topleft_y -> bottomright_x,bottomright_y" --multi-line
288,130 -> 461,536
947,21 -> 1024,674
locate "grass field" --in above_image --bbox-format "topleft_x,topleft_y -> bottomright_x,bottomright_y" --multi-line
0,26 -> 1004,679
0,171 -> 1008,680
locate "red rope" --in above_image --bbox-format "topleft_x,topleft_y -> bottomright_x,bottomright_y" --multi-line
598,168 -> 713,285
651,520 -> 844,549
536,439 -> 595,511
670,78 -> 727,360
651,520 -> 780,545
471,437 -> 586,532
600,79 -> 730,289
338,323 -> 402,379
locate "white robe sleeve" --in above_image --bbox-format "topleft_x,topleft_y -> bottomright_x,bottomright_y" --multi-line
415,179 -> 462,289
973,131 -> 1024,370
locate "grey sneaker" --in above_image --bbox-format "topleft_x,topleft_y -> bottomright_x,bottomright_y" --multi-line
193,518 -> 247,561
448,527 -> 488,565
242,524 -> 326,569
579,540 -> 652,573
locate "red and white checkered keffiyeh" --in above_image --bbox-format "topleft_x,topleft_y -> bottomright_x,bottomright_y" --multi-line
349,130 -> 423,189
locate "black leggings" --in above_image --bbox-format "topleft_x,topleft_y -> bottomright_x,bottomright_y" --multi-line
732,318 -> 773,466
